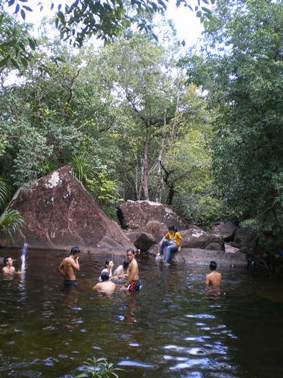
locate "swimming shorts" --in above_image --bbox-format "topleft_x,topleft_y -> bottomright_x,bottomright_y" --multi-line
64,279 -> 77,287
126,280 -> 140,293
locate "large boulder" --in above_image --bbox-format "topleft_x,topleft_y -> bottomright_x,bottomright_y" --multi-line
117,200 -> 187,230
146,220 -> 168,243
211,221 -> 238,242
0,166 -> 133,253
181,226 -> 224,250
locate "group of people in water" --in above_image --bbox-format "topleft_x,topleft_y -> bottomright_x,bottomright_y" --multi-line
58,246 -> 140,294
2,225 -> 222,289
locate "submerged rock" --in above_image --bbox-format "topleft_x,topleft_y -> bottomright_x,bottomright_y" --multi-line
0,166 -> 133,253
117,200 -> 187,230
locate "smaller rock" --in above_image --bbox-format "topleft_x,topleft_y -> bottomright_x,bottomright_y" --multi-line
211,221 -> 238,242
205,243 -> 222,251
125,230 -> 155,252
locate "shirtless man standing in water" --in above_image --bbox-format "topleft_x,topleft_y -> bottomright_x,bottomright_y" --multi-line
205,261 -> 222,286
122,248 -> 140,293
58,246 -> 80,287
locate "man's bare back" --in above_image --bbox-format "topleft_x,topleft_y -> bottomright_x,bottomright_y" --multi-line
206,271 -> 222,286
93,281 -> 116,294
206,261 -> 222,286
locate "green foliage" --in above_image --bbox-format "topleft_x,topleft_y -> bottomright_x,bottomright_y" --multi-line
0,209 -> 24,242
0,4 -> 36,71
0,178 -> 10,213
76,357 -> 123,378
186,0 -> 283,237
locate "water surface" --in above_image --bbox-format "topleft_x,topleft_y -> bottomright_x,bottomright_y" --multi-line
0,249 -> 282,377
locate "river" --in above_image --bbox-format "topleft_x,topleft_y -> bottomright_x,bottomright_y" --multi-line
0,249 -> 282,377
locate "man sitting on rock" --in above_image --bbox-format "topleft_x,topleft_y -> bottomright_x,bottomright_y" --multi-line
93,272 -> 116,294
205,261 -> 222,286
157,225 -> 183,263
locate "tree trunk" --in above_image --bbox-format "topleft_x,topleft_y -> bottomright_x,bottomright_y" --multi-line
170,69 -> 182,143
166,185 -> 175,206
156,108 -> 167,202
142,128 -> 150,200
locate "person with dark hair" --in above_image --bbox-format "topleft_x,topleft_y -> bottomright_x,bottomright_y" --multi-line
206,261 -> 222,286
122,249 -> 140,293
93,271 -> 116,293
58,246 -> 80,287
99,259 -> 114,281
2,256 -> 22,275
157,225 -> 183,263
113,260 -> 129,278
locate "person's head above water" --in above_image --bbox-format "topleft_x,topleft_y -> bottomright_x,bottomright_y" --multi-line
210,261 -> 217,271
105,260 -> 114,269
3,256 -> 13,266
101,271 -> 110,282
168,225 -> 177,234
126,248 -> 135,261
70,246 -> 80,256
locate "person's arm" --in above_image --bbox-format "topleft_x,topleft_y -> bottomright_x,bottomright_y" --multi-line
178,237 -> 183,252
71,257 -> 80,271
205,274 -> 210,286
58,261 -> 65,277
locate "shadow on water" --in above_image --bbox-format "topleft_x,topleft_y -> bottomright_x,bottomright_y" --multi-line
0,249 -> 283,377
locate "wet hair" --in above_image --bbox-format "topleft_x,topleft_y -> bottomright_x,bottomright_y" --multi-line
70,246 -> 80,255
210,261 -> 217,271
126,248 -> 135,255
3,256 -> 11,266
123,260 -> 129,270
101,272 -> 109,282
168,225 -> 177,232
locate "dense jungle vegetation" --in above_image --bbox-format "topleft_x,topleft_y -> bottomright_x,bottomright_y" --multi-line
1,0 -> 283,253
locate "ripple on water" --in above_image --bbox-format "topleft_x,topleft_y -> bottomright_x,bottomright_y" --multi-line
185,314 -> 216,319
118,360 -> 155,368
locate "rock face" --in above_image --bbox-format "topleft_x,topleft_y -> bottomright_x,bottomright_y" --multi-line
0,166 -> 133,253
117,200 -> 187,230
211,221 -> 238,242
148,245 -> 247,266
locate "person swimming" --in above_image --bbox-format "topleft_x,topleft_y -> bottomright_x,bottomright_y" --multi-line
2,256 -> 22,275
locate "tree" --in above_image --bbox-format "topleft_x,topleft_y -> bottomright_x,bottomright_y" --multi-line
3,0 -> 213,47
186,0 -> 283,236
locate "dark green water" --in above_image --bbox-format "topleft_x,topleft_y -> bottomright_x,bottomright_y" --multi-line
0,249 -> 283,378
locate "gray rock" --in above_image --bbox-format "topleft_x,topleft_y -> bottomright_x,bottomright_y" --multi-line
117,200 -> 187,230
211,221 -> 238,241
